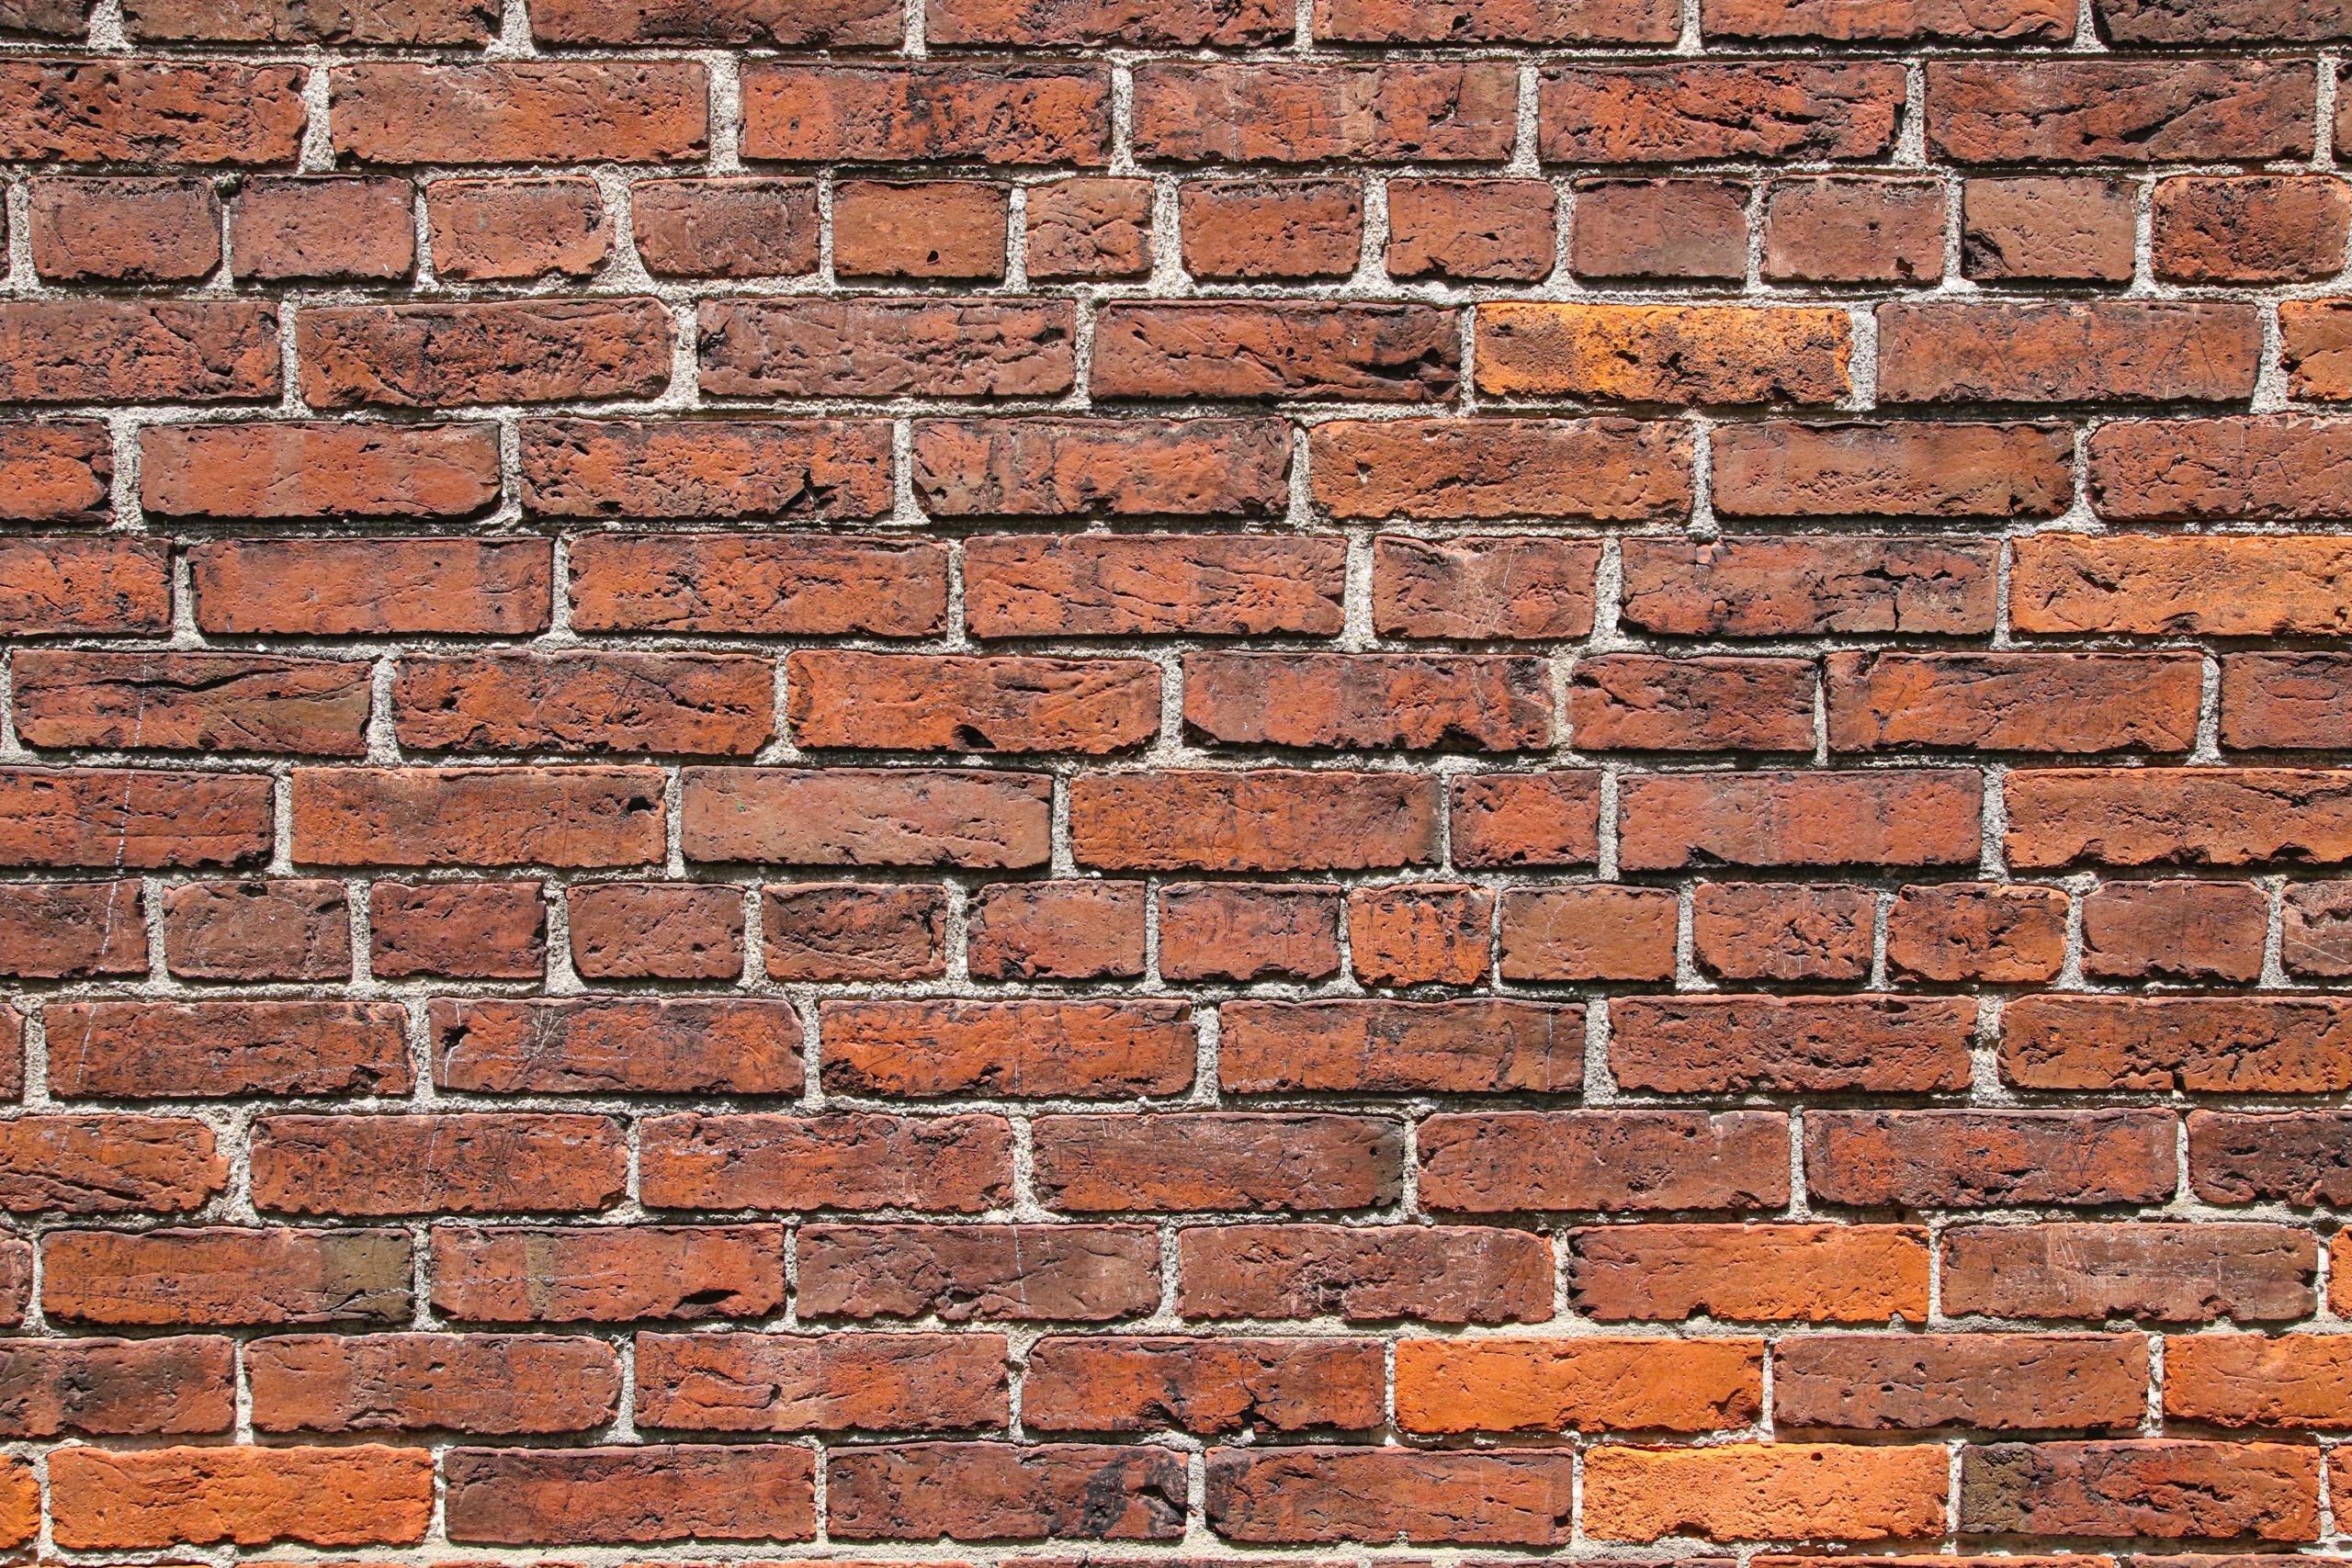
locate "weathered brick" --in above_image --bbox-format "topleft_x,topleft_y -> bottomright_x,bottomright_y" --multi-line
248,1333 -> 619,1434
1566,1224 -> 1928,1322
428,176 -> 611,280
291,766 -> 665,868
332,62 -> 708,164
47,1000 -> 407,1100
444,1445 -> 815,1544
1941,1222 -> 2316,1323
1178,1223 -> 1553,1323
50,1444 -> 432,1550
1396,1336 -> 1763,1433
641,1111 -> 1013,1213
1313,417 -> 1690,521
635,1331 -> 1006,1431
1928,60 -> 2315,164
1879,301 -> 2262,403
1071,770 -> 1439,871
42,1226 -> 413,1325
394,652 -> 774,755
0,61 -> 305,163
1611,995 -> 1974,1093
1224,999 -> 1579,1092
1585,1443 -> 1948,1542
431,1224 -> 785,1322
299,299 -> 674,408
830,1442 -> 1182,1540
1027,1336 -> 1382,1432
1808,1110 -> 2177,1208
1826,651 -> 2202,753
630,178 -> 819,277
1095,302 -> 1459,401
798,1223 -> 1159,1321
249,1112 -> 627,1216
142,422 -> 500,523
1208,1448 -> 1575,1544
28,176 -> 220,282
1959,1441 -> 2319,1540
432,998 -> 799,1094
683,767 -> 1050,867
1478,302 -> 1852,404
191,537 -> 552,637
1419,1110 -> 1790,1213
1713,421 -> 2071,519
1776,1335 -> 2147,1431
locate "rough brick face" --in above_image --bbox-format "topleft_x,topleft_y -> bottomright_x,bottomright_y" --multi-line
0,0 -> 2341,1552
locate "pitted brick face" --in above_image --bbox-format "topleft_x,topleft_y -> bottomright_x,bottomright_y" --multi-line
2,0 -> 2350,1553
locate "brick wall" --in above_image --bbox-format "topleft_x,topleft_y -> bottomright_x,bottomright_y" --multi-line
1,0 -> 2350,1552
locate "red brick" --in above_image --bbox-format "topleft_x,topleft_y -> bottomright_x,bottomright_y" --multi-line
1706,0 -> 2070,37
1134,62 -> 1515,163
1691,882 -> 1874,982
1072,770 -> 1440,871
1385,177 -> 1556,280
2283,299 -> 2352,399
291,766 -> 664,868
1348,883 -> 1493,985
933,0 -> 1286,42
0,537 -> 164,637
1026,1336 -> 1381,1433
1542,62 -> 1904,162
1713,420 -> 2072,519
250,1112 -> 627,1215
1777,1333 -> 2146,1431
0,880 -> 144,979
394,651 -> 773,755
701,297 -> 1075,398
2285,880 -> 2352,975
1585,1443 -> 1948,1542
569,534 -> 944,636
1224,998 -> 1580,1092
1566,1224 -> 1928,1323
0,1335 -> 233,1437
2090,415 -> 2352,525
641,1111 -> 1012,1213
798,1223 -> 1159,1321
1320,0 -> 1675,39
790,650 -> 1157,753
1623,534 -> 1996,637
1177,1223 -> 1553,1324
529,421 -> 893,517
2007,768 -> 2352,869
763,882 -> 946,981
2165,1334 -> 2352,1429
0,61 -> 305,164
1419,1110 -> 1790,1213
47,1000 -> 409,1100
1450,772 -> 1601,867
1498,884 -> 1677,982
964,534 -> 1344,637
248,1333 -> 619,1435
50,1444 -> 432,1550
2013,534 -> 2352,637
428,176 -> 611,281
740,63 -> 1109,163
28,176 -> 220,282
821,998 -> 1193,1099
1886,883 -> 2067,983
1807,1110 -> 2177,1207
2154,175 -> 2351,284
829,1442 -> 1181,1540
0,422 -> 108,523
683,767 -> 1049,867
1941,1222 -> 2315,1323
370,881 -> 545,980
432,998 -> 798,1094
2077,886 -> 2269,985
231,175 -> 415,282
1571,177 -> 1748,282
332,62 -> 707,164
1878,301 -> 2262,403
1571,653 -> 1815,751
299,299 -> 674,408
0,767 -> 271,869
1025,176 -> 1153,277
2191,1110 -> 2352,1206
835,180 -> 1010,280
1613,995 -> 1974,1093
917,416 -> 1288,519
142,422 -> 500,523
1826,651 -> 2202,753
0,1114 -> 223,1214
635,1330 -> 1006,1432
1207,1448 -> 1575,1544
127,0 -> 492,39
163,878 -> 349,981
431,1223 -> 784,1323
1033,1112 -> 1403,1212
1963,175 -> 2135,284
0,299 -> 277,402
1313,416 -> 1690,521
630,177 -> 818,277
444,1445 -> 815,1544
1185,651 -> 1551,751
1397,1335 -> 1763,1434
1763,176 -> 1945,283
42,1226 -> 413,1326
1620,769 -> 1982,871
1159,882 -> 1340,983
563,887 -> 747,981
532,0 -> 893,42
1478,302 -> 1851,404
967,880 -> 1143,980
1095,301 -> 1459,401
191,537 -> 551,636
1928,60 -> 2315,164
1959,1441 -> 2318,1540
1182,178 -> 1363,281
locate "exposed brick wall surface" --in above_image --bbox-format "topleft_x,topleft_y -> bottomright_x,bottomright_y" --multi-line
1,0 -> 2350,1554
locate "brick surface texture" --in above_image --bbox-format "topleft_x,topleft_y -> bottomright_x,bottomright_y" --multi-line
2,0 -> 2352,1556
